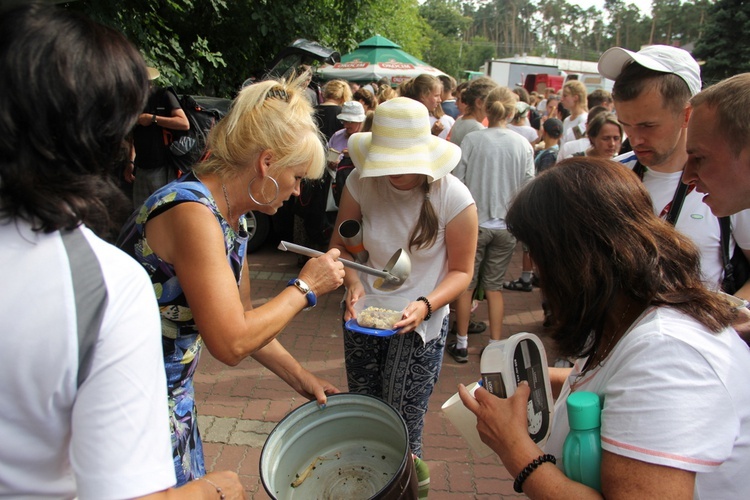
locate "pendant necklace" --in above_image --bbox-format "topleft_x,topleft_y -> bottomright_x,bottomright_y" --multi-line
221,182 -> 233,228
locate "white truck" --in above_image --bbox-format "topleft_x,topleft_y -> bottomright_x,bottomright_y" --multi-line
481,58 -> 561,90
481,56 -> 613,93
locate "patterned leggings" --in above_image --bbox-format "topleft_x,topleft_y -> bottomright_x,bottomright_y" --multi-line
343,316 -> 449,457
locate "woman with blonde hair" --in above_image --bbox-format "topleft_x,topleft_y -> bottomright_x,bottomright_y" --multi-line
376,83 -> 397,103
400,74 -> 455,140
560,80 -> 588,148
449,86 -> 535,362
117,77 -> 346,485
315,79 -> 352,141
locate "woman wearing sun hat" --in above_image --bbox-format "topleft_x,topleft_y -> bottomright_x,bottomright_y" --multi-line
329,97 -> 478,462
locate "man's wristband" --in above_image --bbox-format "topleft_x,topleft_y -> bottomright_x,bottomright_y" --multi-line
151,113 -> 157,124
287,278 -> 316,310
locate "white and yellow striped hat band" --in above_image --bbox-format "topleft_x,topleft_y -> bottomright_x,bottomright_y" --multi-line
347,97 -> 461,183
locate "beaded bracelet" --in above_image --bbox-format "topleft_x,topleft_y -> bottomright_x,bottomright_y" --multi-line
513,453 -> 556,493
416,296 -> 432,320
201,477 -> 226,499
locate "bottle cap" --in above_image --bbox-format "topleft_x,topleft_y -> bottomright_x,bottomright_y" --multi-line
566,391 -> 601,430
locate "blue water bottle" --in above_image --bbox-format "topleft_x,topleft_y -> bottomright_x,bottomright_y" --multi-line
562,391 -> 602,491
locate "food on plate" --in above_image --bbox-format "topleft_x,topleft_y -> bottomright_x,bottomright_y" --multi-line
357,306 -> 403,330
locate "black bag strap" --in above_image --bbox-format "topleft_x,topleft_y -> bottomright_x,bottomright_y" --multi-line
719,215 -> 733,277
61,227 -> 108,388
633,160 -> 690,226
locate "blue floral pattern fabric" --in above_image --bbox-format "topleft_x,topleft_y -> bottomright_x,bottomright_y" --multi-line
117,172 -> 248,485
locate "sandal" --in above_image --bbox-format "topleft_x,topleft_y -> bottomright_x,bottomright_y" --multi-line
503,278 -> 533,292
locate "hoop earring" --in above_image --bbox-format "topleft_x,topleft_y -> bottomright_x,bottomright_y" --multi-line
248,176 -> 280,206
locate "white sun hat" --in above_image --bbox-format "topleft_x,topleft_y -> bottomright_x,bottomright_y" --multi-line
598,45 -> 701,96
347,97 -> 461,183
337,101 -> 367,123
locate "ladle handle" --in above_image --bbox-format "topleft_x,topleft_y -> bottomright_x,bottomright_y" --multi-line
278,241 -> 392,280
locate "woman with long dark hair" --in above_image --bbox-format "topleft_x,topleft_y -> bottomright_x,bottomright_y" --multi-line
460,158 -> 750,498
0,4 -> 243,498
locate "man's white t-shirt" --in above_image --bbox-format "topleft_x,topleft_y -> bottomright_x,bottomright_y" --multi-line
617,152 -> 750,289
545,307 -> 750,499
0,222 -> 175,499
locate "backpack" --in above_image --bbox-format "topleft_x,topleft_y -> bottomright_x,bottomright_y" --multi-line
165,88 -> 225,173
331,155 -> 355,207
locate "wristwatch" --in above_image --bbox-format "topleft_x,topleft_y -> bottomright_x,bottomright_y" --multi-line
287,278 -> 317,310
151,114 -> 157,124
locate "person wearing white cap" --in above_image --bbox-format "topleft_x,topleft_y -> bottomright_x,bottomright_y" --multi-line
322,101 -> 367,213
598,44 -> 750,295
328,100 -> 367,155
508,101 -> 540,144
329,97 -> 478,463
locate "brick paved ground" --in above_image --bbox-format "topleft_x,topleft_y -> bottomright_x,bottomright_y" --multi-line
195,239 -> 554,499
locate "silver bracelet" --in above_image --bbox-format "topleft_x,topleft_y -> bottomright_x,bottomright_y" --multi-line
201,477 -> 226,499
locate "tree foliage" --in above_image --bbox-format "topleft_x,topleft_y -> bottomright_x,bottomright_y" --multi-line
62,0 -> 734,94
693,0 -> 750,85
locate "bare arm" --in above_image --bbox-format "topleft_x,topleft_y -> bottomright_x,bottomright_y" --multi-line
458,383 -> 695,499
548,366 -> 572,400
136,471 -> 245,500
144,202 -> 345,366
137,107 -> 190,130
328,186 -> 366,320
393,204 -> 478,333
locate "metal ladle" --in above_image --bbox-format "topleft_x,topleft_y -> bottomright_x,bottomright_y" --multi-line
277,241 -> 411,291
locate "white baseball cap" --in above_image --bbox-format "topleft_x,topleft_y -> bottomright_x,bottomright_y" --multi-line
598,45 -> 701,96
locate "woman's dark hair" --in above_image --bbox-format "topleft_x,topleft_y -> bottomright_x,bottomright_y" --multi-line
0,4 -> 150,238
506,158 -> 734,359
353,88 -> 378,111
585,112 -> 622,139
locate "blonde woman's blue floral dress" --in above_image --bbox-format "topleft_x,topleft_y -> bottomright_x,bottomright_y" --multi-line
117,172 -> 248,485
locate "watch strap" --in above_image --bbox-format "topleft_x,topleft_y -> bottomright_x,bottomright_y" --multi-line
287,278 -> 317,310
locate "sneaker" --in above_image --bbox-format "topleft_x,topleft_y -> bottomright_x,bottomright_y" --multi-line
449,319 -> 487,336
469,319 -> 487,333
502,277 -> 533,292
531,274 -> 540,288
446,342 -> 468,363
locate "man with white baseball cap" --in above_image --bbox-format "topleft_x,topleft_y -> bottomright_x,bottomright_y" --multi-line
599,45 -> 750,296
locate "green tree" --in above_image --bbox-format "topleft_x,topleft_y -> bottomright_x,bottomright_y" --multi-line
419,0 -> 472,77
693,0 -> 750,84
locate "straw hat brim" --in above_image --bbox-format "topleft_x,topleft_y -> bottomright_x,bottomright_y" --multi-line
347,132 -> 461,183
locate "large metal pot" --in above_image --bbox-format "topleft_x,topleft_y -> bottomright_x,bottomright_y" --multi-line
260,393 -> 418,499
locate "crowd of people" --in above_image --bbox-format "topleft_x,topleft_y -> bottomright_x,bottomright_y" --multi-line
3,3 -> 750,498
